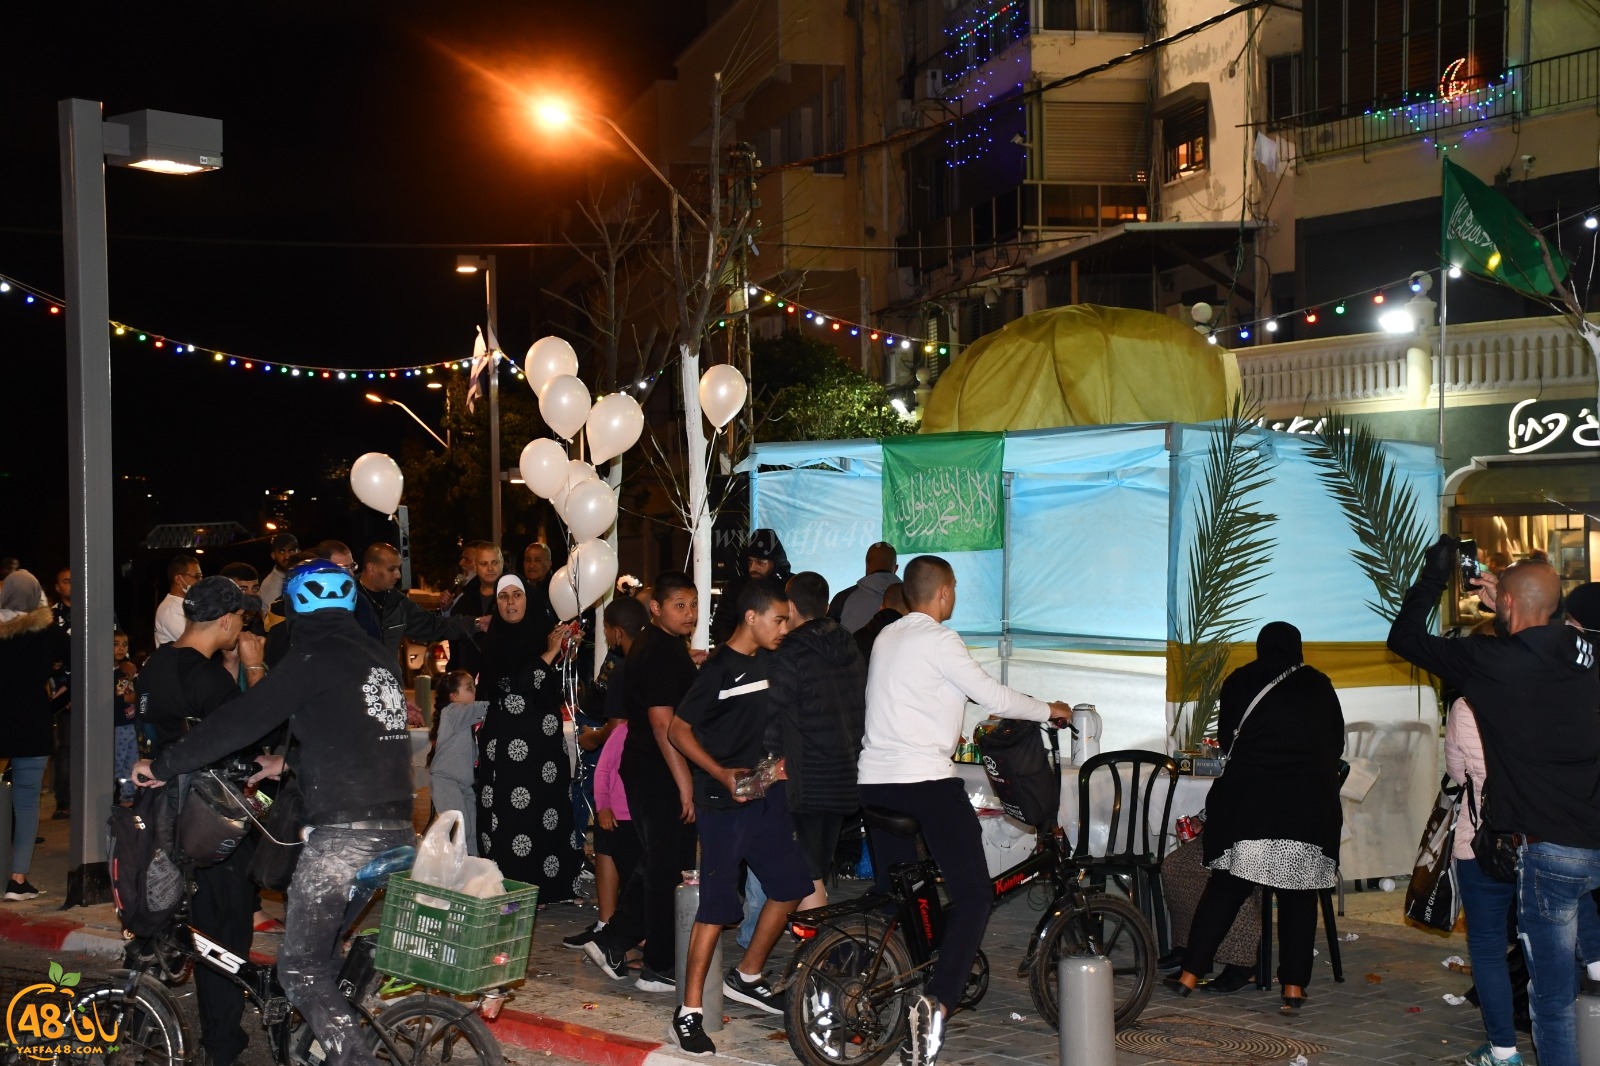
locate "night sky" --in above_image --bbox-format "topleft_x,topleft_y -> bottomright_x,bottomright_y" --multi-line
0,2 -> 708,576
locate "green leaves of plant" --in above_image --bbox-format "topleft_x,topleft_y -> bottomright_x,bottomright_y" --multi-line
47,961 -> 79,987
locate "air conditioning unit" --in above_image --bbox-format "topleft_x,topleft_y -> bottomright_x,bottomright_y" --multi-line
921,69 -> 945,101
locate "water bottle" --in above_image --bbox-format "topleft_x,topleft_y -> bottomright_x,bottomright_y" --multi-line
674,874 -> 723,1032
1071,704 -> 1102,765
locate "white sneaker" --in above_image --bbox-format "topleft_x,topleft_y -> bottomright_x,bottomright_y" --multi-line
907,995 -> 943,1066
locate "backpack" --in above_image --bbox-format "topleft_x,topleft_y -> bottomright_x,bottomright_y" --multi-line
976,719 -> 1060,828
108,784 -> 185,936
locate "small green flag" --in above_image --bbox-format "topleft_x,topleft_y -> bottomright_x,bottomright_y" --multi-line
882,431 -> 1005,553
1442,157 -> 1568,298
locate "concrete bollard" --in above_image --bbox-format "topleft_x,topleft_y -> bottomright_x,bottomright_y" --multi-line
1579,991 -> 1600,1066
674,876 -> 723,1032
1058,954 -> 1115,1066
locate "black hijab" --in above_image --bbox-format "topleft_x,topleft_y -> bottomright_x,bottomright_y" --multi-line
484,576 -> 548,687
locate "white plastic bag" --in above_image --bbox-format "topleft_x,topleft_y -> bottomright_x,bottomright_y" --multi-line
460,856 -> 506,898
412,810 -> 468,892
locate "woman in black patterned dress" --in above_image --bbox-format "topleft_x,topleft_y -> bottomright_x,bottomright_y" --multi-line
476,575 -> 585,903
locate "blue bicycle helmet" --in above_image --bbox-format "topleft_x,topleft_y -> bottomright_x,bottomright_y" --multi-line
284,561 -> 357,614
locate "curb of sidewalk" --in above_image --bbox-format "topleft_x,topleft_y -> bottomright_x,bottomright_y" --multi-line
0,913 -> 711,1066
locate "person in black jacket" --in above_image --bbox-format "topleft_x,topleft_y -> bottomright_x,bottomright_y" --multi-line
0,570 -> 69,901
1390,540 -> 1600,1066
356,542 -> 485,666
134,561 -> 416,1066
1165,621 -> 1343,1009
767,572 -> 867,908
710,529 -> 792,646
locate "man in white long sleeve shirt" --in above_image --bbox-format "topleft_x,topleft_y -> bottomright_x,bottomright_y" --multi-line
858,555 -> 1072,1066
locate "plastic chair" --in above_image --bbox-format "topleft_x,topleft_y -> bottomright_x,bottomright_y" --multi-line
1074,749 -> 1180,954
1255,760 -> 1349,989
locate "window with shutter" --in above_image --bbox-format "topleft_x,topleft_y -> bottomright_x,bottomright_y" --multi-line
1163,103 -> 1208,178
1041,102 -> 1149,184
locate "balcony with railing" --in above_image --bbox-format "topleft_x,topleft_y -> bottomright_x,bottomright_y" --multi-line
1236,313 -> 1598,414
1282,45 -> 1600,161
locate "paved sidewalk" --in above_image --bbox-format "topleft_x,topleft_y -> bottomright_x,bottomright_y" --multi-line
4,810 -> 1514,1065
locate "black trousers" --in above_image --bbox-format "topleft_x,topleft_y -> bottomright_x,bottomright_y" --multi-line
597,781 -> 696,974
1182,869 -> 1319,987
190,836 -> 259,1066
859,778 -> 991,1012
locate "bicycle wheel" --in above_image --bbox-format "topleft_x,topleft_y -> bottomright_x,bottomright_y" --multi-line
1027,892 -> 1156,1031
67,972 -> 189,1066
370,994 -> 504,1066
786,917 -> 915,1066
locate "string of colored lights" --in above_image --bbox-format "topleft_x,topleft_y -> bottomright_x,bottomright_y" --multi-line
0,270 -> 959,376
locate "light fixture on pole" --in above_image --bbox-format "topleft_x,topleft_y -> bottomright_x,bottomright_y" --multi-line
456,254 -> 502,543
532,99 -> 707,230
365,392 -> 449,449
60,100 -> 221,905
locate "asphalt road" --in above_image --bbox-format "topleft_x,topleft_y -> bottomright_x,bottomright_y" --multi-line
0,941 -> 569,1066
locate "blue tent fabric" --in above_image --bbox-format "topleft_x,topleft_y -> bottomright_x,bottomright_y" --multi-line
747,423 -> 1441,644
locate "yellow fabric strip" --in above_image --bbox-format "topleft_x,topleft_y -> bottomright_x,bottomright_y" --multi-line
1163,641 -> 1423,700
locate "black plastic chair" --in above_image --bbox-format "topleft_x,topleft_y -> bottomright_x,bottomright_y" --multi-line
1074,749 -> 1181,954
1256,760 -> 1349,989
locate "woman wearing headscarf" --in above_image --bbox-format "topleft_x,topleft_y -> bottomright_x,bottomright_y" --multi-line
476,575 -> 585,903
0,570 -> 69,900
1165,621 -> 1344,1009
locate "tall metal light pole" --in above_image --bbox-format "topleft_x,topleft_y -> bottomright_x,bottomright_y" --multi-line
59,100 -> 221,905
457,255 -> 501,544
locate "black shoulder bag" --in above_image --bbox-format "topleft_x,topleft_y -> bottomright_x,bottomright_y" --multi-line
1463,774 -> 1518,883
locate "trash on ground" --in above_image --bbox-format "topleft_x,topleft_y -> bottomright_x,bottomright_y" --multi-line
768,1033 -> 787,1042
581,1002 -> 598,1010
1341,932 -> 1359,941
1010,1012 -> 1029,1021
1443,994 -> 1468,1006
1365,973 -> 1383,984
1406,1005 -> 1422,1013
1290,1056 -> 1309,1066
1441,955 -> 1466,969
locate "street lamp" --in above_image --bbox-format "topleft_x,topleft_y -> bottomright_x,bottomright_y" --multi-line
365,392 -> 449,449
456,254 -> 502,543
532,99 -> 707,230
60,100 -> 221,905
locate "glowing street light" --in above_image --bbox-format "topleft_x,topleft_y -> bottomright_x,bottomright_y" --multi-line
532,96 -> 707,229
366,391 -> 449,449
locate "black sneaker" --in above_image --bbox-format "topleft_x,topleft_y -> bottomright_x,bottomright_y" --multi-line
636,967 -> 675,993
668,1010 -> 716,1056
583,940 -> 629,981
724,967 -> 784,1015
4,879 -> 41,901
907,994 -> 944,1066
563,921 -> 603,949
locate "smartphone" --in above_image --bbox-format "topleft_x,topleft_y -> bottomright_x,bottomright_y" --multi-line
1458,538 -> 1480,586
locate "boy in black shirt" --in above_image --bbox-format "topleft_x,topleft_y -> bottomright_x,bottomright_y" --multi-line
586,572 -> 703,993
664,579 -> 811,1055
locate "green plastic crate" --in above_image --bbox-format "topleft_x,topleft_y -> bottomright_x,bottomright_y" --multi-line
374,873 -> 540,995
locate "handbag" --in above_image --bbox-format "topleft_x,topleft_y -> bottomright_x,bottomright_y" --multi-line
1463,775 -> 1518,883
247,773 -> 307,891
1403,775 -> 1462,931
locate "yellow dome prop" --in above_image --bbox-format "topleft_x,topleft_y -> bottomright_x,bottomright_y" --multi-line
920,304 -> 1240,433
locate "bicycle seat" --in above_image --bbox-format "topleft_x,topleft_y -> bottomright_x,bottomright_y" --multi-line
354,845 -> 416,888
862,806 -> 922,837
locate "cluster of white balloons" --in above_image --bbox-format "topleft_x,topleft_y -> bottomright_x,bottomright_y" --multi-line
351,334 -> 750,624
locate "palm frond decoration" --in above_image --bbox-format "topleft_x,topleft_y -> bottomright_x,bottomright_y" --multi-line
1305,412 -> 1434,622
1172,393 -> 1279,752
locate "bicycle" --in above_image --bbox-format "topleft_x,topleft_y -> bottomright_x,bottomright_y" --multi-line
782,728 -> 1156,1066
66,767 -> 506,1066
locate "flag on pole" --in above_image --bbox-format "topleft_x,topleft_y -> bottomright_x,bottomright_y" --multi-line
1441,157 -> 1568,298
465,326 -> 491,413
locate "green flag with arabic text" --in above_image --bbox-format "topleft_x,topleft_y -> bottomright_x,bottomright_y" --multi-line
1442,157 -> 1568,298
881,431 -> 1005,553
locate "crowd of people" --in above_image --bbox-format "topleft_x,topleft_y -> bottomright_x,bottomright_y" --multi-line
13,524 -> 1600,1066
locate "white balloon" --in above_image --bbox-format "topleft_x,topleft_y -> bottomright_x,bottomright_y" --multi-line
350,452 -> 403,515
564,479 -> 618,542
550,459 -> 598,520
585,392 -> 645,465
698,364 -> 748,429
539,374 -> 592,440
518,439 -> 569,499
524,337 -> 579,397
572,539 -> 619,612
549,563 -> 581,622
